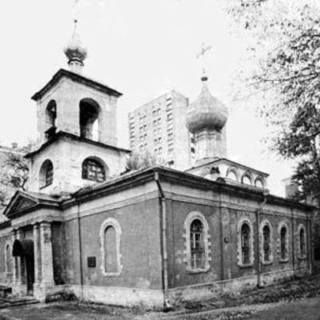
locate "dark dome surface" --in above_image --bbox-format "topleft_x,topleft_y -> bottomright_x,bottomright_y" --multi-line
186,80 -> 228,133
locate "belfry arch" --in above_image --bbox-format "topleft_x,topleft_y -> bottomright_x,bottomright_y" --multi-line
79,98 -> 100,141
46,100 -> 57,128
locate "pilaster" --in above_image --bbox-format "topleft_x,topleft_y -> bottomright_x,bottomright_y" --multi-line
39,222 -> 54,287
33,223 -> 41,285
11,230 -> 17,286
16,229 -> 23,286
34,221 -> 54,302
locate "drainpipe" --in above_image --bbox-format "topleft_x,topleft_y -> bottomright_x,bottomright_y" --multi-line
154,171 -> 170,310
256,190 -> 268,288
76,201 -> 84,300
219,192 -> 224,282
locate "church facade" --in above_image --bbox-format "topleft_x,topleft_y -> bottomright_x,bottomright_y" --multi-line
0,22 -> 316,308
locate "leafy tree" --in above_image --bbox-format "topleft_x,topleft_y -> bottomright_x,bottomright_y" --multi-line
276,103 -> 320,201
226,0 -> 320,203
124,151 -> 165,173
0,150 -> 30,209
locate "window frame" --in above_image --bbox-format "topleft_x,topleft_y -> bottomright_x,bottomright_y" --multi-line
82,157 -> 106,183
39,159 -> 54,189
226,167 -> 238,182
100,218 -> 122,276
254,177 -> 264,188
297,224 -> 307,259
183,211 -> 211,273
4,242 -> 12,274
241,173 -> 252,185
260,219 -> 273,265
237,218 -> 254,267
278,222 -> 289,263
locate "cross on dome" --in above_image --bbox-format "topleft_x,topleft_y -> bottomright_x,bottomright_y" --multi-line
196,42 -> 212,81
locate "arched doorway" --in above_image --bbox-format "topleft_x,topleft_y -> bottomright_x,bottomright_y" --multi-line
12,239 -> 34,295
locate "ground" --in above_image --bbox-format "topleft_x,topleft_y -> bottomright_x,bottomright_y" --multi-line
1,275 -> 320,320
1,298 -> 320,320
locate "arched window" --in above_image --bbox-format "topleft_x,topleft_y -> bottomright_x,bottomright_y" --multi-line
241,223 -> 251,265
190,219 -> 205,269
46,100 -> 57,127
39,159 -> 53,189
237,218 -> 254,266
227,169 -> 238,181
104,226 -> 117,273
242,174 -> 252,185
5,243 -> 12,274
260,220 -> 273,264
79,98 -> 100,140
279,224 -> 289,261
82,157 -> 106,183
298,225 -> 307,258
255,178 -> 264,188
263,225 -> 271,262
100,218 -> 122,276
184,212 -> 211,272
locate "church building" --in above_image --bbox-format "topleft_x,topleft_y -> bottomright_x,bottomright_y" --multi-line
0,21 -> 316,308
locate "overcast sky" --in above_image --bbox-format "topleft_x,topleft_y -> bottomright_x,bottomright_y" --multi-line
0,0 -> 295,196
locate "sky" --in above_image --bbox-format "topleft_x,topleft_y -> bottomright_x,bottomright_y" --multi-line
0,0 -> 295,196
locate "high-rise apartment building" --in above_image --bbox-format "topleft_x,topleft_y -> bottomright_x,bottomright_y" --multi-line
128,90 -> 194,170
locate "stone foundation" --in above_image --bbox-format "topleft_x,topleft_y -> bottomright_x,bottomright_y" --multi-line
69,285 -> 164,308
168,268 -> 309,306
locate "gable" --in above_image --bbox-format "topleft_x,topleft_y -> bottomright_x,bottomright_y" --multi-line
5,193 -> 38,218
31,69 -> 122,101
10,197 -> 38,215
3,191 -> 60,219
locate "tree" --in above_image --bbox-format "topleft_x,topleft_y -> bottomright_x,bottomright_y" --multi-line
0,150 -> 29,209
124,151 -> 165,173
226,0 -> 320,203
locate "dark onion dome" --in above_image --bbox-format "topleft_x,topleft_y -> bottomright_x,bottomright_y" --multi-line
186,77 -> 228,134
64,20 -> 87,66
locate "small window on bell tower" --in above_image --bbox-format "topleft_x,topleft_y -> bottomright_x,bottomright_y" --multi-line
39,159 -> 54,189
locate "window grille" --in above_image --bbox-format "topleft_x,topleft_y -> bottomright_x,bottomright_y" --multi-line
82,159 -> 105,183
190,219 -> 205,269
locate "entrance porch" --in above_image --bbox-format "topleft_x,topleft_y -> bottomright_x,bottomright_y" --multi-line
11,222 -> 54,301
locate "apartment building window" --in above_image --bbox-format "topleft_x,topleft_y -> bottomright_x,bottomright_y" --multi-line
166,96 -> 172,105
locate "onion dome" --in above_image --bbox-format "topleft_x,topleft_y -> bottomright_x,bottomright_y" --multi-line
64,20 -> 87,70
186,76 -> 228,134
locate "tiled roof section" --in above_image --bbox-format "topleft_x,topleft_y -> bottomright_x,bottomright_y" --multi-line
31,68 -> 122,101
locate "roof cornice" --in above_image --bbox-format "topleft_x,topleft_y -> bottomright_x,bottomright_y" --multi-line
62,166 -> 315,212
25,131 -> 131,159
31,68 -> 122,101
